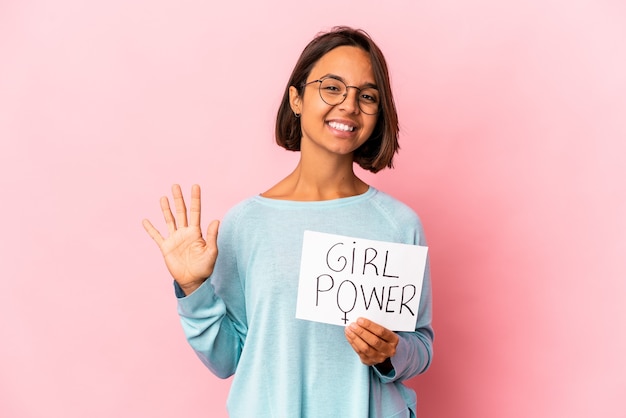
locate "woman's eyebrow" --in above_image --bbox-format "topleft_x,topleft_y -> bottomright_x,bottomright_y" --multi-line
320,73 -> 379,89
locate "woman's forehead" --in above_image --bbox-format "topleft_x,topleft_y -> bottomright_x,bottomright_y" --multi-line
309,46 -> 374,84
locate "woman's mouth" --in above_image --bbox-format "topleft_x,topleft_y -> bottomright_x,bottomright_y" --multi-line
327,121 -> 356,132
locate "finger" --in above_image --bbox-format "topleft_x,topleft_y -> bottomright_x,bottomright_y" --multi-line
346,321 -> 381,352
205,219 -> 220,246
355,318 -> 398,343
344,326 -> 385,365
171,184 -> 188,228
189,184 -> 201,227
344,325 -> 370,351
142,218 -> 164,246
346,319 -> 398,358
160,196 -> 177,235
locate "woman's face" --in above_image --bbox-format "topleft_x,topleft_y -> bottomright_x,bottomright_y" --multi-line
289,46 -> 378,161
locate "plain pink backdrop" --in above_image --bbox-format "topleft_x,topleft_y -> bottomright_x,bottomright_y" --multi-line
1,1 -> 625,417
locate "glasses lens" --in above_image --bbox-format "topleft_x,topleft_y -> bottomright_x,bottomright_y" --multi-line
358,87 -> 379,115
318,78 -> 379,115
319,78 -> 346,105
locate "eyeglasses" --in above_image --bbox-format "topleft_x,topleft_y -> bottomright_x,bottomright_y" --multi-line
302,77 -> 380,115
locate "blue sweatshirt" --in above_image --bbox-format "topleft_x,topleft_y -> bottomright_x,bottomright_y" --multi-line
176,187 -> 433,417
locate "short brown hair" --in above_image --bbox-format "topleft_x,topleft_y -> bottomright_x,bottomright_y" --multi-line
275,26 -> 399,173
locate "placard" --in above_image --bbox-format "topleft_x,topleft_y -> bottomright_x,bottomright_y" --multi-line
295,231 -> 428,331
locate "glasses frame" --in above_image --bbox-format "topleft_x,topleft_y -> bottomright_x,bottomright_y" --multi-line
301,77 -> 380,115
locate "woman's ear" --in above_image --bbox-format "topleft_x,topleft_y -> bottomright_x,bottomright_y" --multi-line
289,86 -> 302,116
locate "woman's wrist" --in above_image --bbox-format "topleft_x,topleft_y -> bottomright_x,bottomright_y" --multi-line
178,278 -> 207,296
374,358 -> 394,375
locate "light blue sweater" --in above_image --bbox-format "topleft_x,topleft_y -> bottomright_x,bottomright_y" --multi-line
176,187 -> 433,417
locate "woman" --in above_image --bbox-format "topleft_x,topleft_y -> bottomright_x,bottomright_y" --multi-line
143,26 -> 433,418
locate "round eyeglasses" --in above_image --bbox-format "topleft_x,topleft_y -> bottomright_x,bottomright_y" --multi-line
302,77 -> 380,115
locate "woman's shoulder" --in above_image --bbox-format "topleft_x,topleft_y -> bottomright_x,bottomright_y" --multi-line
222,195 -> 262,222
369,188 -> 422,223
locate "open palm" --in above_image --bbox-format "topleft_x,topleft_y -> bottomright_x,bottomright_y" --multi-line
143,184 -> 219,295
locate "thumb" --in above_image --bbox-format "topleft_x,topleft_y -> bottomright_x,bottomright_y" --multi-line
206,219 -> 220,246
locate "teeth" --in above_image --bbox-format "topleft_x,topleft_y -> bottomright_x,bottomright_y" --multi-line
328,121 -> 355,132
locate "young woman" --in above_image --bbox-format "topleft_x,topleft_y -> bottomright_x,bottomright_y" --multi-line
143,27 -> 433,418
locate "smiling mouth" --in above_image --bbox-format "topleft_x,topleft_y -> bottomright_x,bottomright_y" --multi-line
327,121 -> 356,132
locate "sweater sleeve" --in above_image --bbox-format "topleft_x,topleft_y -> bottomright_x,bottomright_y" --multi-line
371,204 -> 434,383
374,256 -> 434,382
175,207 -> 248,379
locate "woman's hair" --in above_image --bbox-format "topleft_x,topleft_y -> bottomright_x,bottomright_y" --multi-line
275,26 -> 399,173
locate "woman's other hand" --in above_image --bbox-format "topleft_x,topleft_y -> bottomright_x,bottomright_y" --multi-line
344,317 -> 399,370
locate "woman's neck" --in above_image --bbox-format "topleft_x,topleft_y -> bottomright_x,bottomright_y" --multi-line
262,155 -> 369,201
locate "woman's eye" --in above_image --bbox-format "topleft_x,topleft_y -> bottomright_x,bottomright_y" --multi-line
360,93 -> 378,103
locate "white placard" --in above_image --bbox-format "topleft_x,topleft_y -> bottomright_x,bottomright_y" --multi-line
295,231 -> 428,331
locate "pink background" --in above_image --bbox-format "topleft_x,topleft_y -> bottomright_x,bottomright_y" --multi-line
1,1 -> 625,417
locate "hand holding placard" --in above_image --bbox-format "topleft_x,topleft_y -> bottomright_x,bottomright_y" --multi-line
296,231 -> 428,331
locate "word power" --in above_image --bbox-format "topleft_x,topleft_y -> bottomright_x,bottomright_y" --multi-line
295,231 -> 428,331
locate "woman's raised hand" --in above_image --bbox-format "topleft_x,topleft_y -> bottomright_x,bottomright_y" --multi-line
142,184 -> 219,295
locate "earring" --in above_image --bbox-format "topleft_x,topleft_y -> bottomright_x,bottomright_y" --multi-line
293,112 -> 301,118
